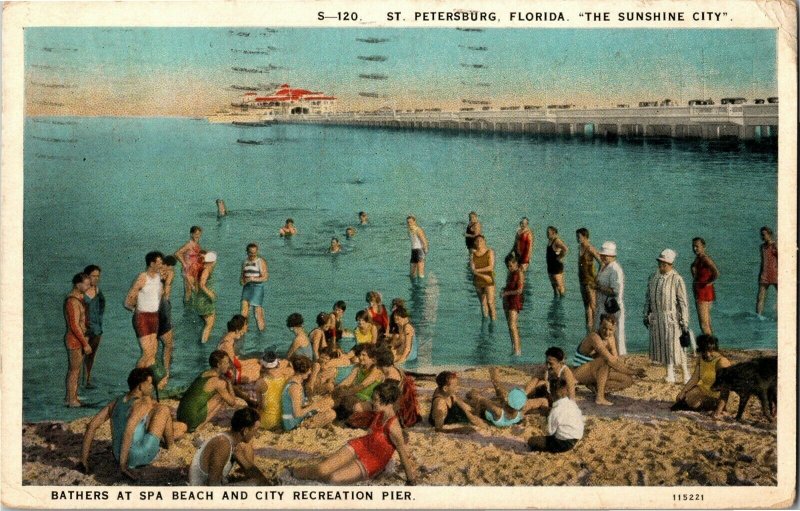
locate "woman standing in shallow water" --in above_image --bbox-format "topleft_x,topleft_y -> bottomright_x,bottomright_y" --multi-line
174,226 -> 203,304
193,251 -> 218,343
82,264 -> 105,388
546,226 -> 568,297
501,253 -> 524,355
690,237 -> 719,335
756,226 -> 777,317
470,235 -> 497,321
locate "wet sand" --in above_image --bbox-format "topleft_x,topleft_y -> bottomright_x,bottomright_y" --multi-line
22,350 -> 777,486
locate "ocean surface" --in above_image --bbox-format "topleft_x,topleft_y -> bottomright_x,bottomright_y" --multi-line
22,117 -> 778,422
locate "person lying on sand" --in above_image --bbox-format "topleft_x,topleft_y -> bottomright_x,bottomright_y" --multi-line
292,382 -> 418,485
176,351 -> 245,433
428,371 -> 483,434
80,368 -> 186,481
189,407 -> 269,486
527,380 -> 584,453
572,314 -> 645,405
465,367 -> 537,428
523,346 -> 578,412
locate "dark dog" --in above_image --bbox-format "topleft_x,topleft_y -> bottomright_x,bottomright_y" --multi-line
711,356 -> 777,422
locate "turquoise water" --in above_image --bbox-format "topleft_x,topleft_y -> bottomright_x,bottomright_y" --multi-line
23,117 -> 778,422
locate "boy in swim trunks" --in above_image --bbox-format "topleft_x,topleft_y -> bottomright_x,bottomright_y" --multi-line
125,251 -> 164,371
80,367 -> 186,480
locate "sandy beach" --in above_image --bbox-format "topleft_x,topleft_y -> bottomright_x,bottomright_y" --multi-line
22,350 -> 777,487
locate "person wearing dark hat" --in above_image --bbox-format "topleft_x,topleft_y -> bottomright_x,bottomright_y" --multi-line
80,367 -> 186,480
644,248 -> 691,384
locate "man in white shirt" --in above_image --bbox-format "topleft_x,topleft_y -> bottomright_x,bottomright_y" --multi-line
528,381 -> 584,453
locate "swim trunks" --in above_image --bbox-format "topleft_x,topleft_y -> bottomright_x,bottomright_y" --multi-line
241,283 -> 265,307
410,249 -> 425,263
133,311 -> 159,338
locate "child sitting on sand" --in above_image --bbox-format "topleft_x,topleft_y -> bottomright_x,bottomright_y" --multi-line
466,367 -> 534,427
528,380 -> 584,453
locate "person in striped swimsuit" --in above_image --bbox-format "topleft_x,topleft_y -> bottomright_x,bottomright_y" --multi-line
240,243 -> 268,332
573,314 -> 645,405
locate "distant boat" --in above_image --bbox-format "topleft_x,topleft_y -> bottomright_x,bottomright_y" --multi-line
237,139 -> 262,145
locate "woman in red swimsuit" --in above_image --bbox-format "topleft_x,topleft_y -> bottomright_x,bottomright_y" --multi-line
690,237 -> 719,335
292,381 -> 418,485
365,291 -> 389,336
501,253 -> 525,356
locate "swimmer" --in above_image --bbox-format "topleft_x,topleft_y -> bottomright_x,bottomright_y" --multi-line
279,218 -> 297,237
358,211 -> 369,225
345,226 -> 357,239
329,237 -> 342,254
216,199 -> 227,218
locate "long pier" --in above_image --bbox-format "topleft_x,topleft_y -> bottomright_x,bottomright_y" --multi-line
275,104 -> 778,140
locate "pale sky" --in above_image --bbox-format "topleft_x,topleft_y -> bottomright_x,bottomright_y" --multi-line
25,28 -> 777,116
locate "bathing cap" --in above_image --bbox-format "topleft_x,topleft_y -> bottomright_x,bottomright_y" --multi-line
507,387 -> 527,411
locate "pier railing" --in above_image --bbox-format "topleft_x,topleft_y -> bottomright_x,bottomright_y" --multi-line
271,103 -> 778,140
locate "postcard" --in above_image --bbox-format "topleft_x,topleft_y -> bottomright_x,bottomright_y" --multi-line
1,0 -> 796,508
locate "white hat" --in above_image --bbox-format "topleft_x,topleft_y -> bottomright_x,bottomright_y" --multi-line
203,251 -> 217,263
599,241 -> 617,256
657,249 -> 677,264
